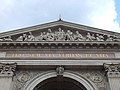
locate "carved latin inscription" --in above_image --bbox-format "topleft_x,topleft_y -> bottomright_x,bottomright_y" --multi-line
6,53 -> 114,59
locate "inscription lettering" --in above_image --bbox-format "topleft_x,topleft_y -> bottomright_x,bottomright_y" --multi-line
6,53 -> 114,59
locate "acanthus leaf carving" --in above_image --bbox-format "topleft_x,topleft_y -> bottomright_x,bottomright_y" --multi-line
104,63 -> 120,77
0,63 -> 17,75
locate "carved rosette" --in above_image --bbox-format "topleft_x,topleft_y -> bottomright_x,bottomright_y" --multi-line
0,63 -> 17,76
104,63 -> 120,77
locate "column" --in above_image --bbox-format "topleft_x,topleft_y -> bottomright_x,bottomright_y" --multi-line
0,63 -> 16,90
104,63 -> 120,90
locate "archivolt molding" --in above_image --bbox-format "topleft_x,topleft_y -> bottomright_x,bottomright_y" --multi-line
23,70 -> 98,90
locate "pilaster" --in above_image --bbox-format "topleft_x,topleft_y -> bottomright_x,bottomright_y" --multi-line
0,63 -> 16,90
104,63 -> 120,90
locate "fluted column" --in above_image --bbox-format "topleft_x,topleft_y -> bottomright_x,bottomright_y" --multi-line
0,63 -> 16,90
104,63 -> 120,90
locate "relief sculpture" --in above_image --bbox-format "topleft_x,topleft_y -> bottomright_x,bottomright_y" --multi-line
0,28 -> 119,42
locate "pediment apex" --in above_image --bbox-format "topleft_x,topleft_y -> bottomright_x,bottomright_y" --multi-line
0,20 -> 120,42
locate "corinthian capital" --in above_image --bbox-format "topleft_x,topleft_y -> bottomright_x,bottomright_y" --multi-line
0,63 -> 17,75
104,63 -> 120,72
104,63 -> 120,77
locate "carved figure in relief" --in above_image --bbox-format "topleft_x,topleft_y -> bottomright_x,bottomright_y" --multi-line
0,38 -> 3,41
74,31 -> 84,41
3,27 -> 120,42
65,30 -> 74,41
86,33 -> 95,41
16,34 -> 27,41
46,29 -> 54,41
42,32 -> 47,41
56,66 -> 64,76
22,34 -> 28,41
27,32 -> 35,41
96,34 -> 104,41
106,35 -> 114,41
3,36 -> 13,41
55,28 -> 65,41
36,32 -> 43,41
113,36 -> 120,41
16,35 -> 23,41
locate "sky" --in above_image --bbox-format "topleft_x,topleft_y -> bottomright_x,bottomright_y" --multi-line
0,0 -> 120,33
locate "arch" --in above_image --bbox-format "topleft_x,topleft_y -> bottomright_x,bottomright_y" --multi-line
23,70 -> 98,90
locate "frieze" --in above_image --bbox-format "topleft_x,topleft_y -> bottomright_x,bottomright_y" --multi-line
0,28 -> 119,42
6,53 -> 115,59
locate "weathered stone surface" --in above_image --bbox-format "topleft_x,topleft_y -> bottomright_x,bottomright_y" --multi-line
0,20 -> 120,90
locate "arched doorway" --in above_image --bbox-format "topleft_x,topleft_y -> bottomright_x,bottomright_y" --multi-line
23,71 -> 98,90
33,76 -> 87,90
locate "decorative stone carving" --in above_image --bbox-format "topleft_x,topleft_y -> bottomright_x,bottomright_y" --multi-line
0,63 -> 17,75
91,73 -> 103,83
96,34 -> 104,41
17,72 -> 31,83
2,36 -> 13,41
104,63 -> 120,77
104,63 -> 120,72
0,28 -> 119,42
56,66 -> 64,76
12,70 -> 108,90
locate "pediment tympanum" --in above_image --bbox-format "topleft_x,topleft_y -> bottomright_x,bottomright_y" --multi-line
0,20 -> 120,42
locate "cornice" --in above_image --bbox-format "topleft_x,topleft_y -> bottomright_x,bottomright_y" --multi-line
0,41 -> 119,50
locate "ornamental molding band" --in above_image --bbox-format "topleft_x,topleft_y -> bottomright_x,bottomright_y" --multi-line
0,63 -> 17,76
0,28 -> 120,42
104,63 -> 120,77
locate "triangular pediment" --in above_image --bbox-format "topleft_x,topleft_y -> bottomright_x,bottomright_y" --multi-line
0,20 -> 120,42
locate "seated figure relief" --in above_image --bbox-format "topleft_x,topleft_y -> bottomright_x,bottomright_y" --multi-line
3,36 -> 13,41
86,33 -> 96,41
74,31 -> 84,41
96,34 -> 104,41
0,28 -> 119,42
46,29 -> 54,41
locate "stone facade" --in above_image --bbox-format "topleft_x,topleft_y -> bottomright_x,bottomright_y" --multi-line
0,20 -> 120,90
